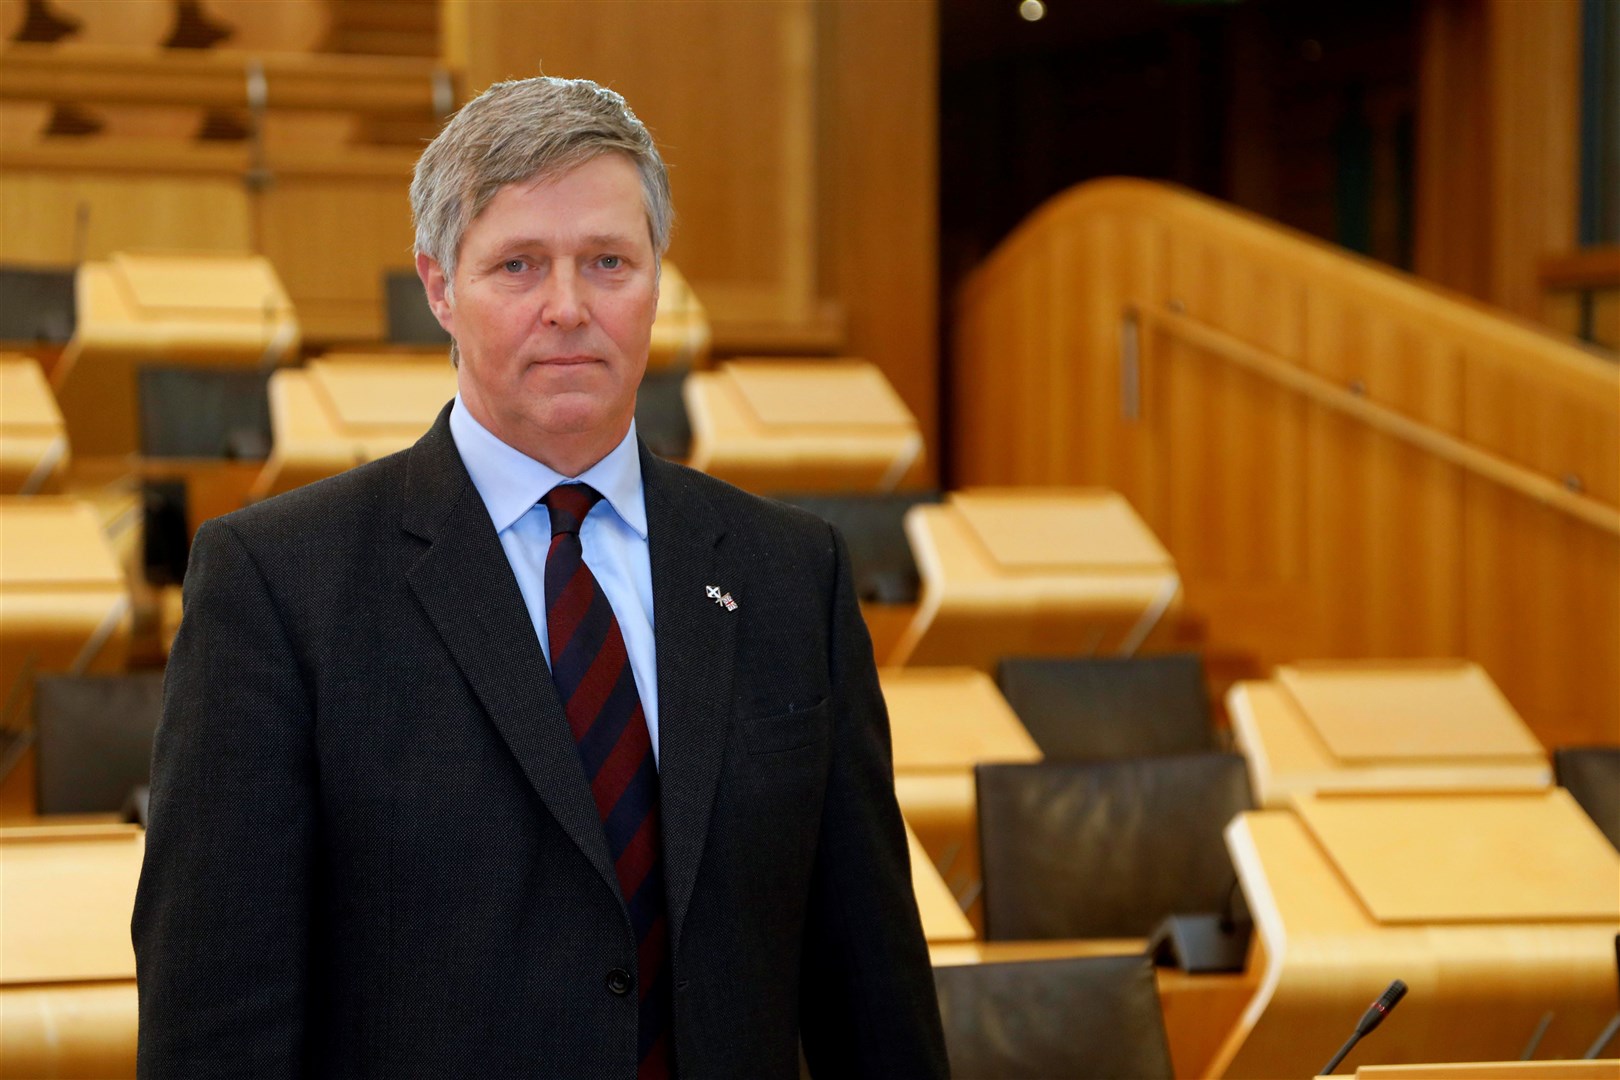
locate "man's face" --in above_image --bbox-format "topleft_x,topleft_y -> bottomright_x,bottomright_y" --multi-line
417,152 -> 659,473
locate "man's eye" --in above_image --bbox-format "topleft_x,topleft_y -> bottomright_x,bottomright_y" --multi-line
598,255 -> 622,270
503,259 -> 527,273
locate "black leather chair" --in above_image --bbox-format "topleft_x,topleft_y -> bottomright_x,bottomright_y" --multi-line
635,367 -> 692,460
768,491 -> 943,605
996,653 -> 1214,760
0,264 -> 76,344
933,953 -> 1173,1079
1555,746 -> 1620,852
383,269 -> 452,345
976,754 -> 1254,941
137,365 -> 272,460
34,673 -> 165,815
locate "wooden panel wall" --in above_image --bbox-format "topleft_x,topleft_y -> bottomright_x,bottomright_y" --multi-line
0,142 -> 417,342
1415,0 -> 1584,320
953,179 -> 1620,749
446,0 -> 939,477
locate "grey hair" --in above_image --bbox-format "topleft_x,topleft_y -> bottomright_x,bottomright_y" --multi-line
410,76 -> 673,290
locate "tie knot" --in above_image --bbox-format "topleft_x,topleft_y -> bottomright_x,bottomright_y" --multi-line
541,484 -> 604,537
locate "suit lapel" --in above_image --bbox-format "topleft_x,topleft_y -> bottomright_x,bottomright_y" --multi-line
401,408 -> 620,901
642,446 -> 736,957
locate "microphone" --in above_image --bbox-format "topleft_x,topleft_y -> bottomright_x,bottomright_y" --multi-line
1321,979 -> 1408,1075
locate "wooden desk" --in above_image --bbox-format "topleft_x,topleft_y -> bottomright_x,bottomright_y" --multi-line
0,496 -> 130,716
887,489 -> 1182,670
0,823 -> 142,1079
648,262 -> 710,371
683,359 -> 923,492
1346,1063 -> 1620,1079
252,355 -> 455,499
906,820 -> 975,944
0,356 -> 68,494
1229,662 -> 1552,809
1211,792 -> 1620,1078
885,668 -> 1039,933
929,938 -> 1260,1079
55,252 -> 299,456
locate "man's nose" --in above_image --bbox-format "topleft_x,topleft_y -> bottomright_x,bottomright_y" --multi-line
539,267 -> 588,329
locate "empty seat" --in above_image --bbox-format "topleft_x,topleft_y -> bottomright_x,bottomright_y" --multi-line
34,672 -> 164,815
636,366 -> 692,461
976,754 -> 1254,940
1555,746 -> 1620,851
996,653 -> 1213,760
933,953 -> 1173,1079
771,491 -> 942,605
0,265 -> 76,345
138,366 -> 272,460
383,269 -> 452,346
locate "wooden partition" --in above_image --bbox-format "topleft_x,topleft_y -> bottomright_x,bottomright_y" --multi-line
0,139 -> 418,342
0,37 -> 441,343
953,179 -> 1619,748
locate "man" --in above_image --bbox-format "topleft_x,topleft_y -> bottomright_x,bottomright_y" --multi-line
133,77 -> 948,1078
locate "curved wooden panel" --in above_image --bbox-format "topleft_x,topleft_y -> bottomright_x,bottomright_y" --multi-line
953,179 -> 1620,747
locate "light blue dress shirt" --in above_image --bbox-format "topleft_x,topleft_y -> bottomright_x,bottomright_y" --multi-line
449,396 -> 661,764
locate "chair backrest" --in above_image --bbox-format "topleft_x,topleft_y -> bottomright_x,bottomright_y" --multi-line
34,672 -> 165,815
635,367 -> 692,461
977,754 -> 1254,940
769,491 -> 943,605
1555,746 -> 1620,852
0,265 -> 76,344
383,269 -> 452,346
996,653 -> 1213,760
933,953 -> 1173,1080
137,366 -> 272,460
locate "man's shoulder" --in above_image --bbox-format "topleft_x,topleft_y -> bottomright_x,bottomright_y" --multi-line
206,447 -> 415,546
644,453 -> 836,549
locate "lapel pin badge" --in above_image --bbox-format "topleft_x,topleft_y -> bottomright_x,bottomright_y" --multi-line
705,585 -> 738,612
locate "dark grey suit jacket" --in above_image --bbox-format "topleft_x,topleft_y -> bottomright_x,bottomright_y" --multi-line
132,407 -> 947,1078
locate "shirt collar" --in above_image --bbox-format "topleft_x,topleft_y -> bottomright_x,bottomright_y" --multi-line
449,395 -> 647,539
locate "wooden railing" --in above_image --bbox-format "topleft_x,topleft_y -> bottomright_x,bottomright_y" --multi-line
953,179 -> 1620,749
0,42 -> 453,116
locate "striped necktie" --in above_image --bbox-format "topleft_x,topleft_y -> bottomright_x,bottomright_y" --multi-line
541,483 -> 672,1078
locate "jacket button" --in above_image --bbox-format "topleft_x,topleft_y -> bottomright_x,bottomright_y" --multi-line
607,968 -> 633,996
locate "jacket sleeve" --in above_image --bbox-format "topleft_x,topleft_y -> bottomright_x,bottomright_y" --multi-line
798,524 -> 950,1078
132,517 -> 316,1077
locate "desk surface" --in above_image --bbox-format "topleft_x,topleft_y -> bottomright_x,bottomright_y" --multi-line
888,493 -> 1181,668
1228,680 -> 1552,808
682,360 -> 923,492
0,497 -> 123,586
879,667 -> 1040,772
1212,806 -> 1620,1077
1276,660 -> 1545,764
0,823 -> 143,984
0,357 -> 63,433
951,489 -> 1174,571
70,253 -> 298,358
1294,789 -> 1620,924
0,356 -> 68,494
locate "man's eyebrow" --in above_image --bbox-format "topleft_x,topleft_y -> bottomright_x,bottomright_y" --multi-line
493,233 -> 641,251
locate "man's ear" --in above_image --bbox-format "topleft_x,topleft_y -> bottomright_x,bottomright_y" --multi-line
415,252 -> 455,337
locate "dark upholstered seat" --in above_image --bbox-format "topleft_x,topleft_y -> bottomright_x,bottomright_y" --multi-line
1555,746 -> 1620,852
933,952 -> 1173,1079
976,754 -> 1254,940
996,653 -> 1213,760
34,672 -> 165,815
769,491 -> 942,605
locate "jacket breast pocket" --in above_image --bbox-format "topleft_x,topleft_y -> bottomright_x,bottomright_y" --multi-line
741,699 -> 831,755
